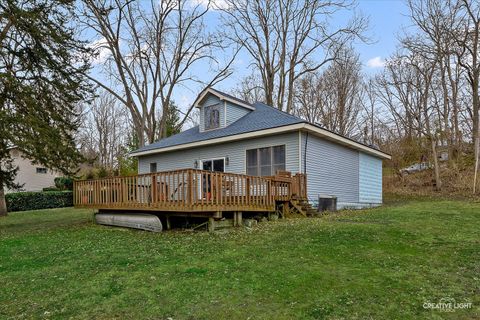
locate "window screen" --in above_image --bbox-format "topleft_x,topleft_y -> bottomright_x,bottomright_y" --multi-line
245,145 -> 286,176
204,104 -> 220,130
272,145 -> 286,174
150,163 -> 157,173
246,149 -> 258,176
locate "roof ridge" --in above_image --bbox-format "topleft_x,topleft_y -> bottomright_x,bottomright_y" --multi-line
254,101 -> 306,122
208,88 -> 305,124
209,88 -> 254,107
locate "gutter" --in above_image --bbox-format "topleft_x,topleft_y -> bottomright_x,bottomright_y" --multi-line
130,123 -> 391,160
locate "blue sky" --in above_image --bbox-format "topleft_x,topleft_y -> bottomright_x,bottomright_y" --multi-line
88,0 -> 411,119
355,0 -> 410,71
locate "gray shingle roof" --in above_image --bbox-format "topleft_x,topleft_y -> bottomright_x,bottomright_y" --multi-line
209,88 -> 255,108
133,101 -> 305,153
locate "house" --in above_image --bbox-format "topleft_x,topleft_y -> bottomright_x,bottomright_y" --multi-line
130,88 -> 391,209
7,147 -> 59,193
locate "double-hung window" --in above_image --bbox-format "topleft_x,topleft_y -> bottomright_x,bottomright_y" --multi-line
246,145 -> 285,176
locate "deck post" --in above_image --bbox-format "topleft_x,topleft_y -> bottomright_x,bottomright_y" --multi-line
151,174 -> 156,204
208,217 -> 215,232
233,211 -> 243,227
282,201 -> 289,217
246,177 -> 250,205
188,169 -> 193,208
166,215 -> 171,230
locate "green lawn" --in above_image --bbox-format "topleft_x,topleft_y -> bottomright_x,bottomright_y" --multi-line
0,199 -> 479,319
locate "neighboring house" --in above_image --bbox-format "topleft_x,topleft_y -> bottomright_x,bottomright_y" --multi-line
7,147 -> 59,193
131,88 -> 391,209
437,146 -> 449,162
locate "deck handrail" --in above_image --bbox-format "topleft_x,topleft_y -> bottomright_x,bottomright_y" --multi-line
74,169 -> 307,212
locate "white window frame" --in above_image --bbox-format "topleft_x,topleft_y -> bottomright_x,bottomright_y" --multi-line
245,145 -> 286,176
200,157 -> 226,172
203,103 -> 222,131
149,162 -> 157,173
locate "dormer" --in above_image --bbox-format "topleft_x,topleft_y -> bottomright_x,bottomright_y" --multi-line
194,88 -> 255,132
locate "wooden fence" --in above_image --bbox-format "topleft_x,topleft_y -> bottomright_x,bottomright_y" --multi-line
74,169 -> 307,212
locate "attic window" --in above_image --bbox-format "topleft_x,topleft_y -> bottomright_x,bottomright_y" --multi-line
204,104 -> 220,130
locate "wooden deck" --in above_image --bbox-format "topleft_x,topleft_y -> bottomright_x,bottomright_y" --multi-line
74,169 -> 307,214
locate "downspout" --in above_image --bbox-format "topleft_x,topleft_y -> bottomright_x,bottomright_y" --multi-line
303,132 -> 309,175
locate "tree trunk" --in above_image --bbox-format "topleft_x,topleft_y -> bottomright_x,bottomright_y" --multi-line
474,104 -> 480,194
474,139 -> 479,194
431,139 -> 442,191
473,76 -> 479,194
0,185 -> 7,217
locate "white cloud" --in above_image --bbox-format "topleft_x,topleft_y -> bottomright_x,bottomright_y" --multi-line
366,56 -> 386,68
88,37 -> 112,65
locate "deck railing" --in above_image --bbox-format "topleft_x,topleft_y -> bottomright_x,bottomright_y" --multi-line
74,169 -> 307,212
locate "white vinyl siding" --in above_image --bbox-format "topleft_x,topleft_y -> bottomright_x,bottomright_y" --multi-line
359,153 -> 382,204
300,133 -> 383,208
138,132 -> 299,175
226,101 -> 250,125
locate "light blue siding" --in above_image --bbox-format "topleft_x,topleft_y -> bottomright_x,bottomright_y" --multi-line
301,133 -> 360,208
226,101 -> 250,125
139,127 -> 383,209
138,132 -> 300,175
199,95 -> 224,132
359,153 -> 382,204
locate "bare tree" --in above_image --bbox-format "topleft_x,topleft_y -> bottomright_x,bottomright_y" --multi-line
232,72 -> 265,104
453,0 -> 480,192
77,91 -> 130,171
221,0 -> 367,113
406,0 -> 480,191
81,0 -> 237,146
406,0 -> 468,167
294,73 -> 323,124
294,46 -> 364,137
360,78 -> 381,146
378,47 -> 443,190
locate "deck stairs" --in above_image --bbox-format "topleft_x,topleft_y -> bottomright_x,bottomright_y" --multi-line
287,197 -> 318,217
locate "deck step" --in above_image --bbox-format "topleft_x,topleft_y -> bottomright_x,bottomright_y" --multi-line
289,200 -> 307,217
287,198 -> 320,217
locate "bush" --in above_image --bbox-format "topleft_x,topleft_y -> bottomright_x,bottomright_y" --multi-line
85,170 -> 94,180
54,177 -> 73,190
6,191 -> 73,212
43,187 -> 60,192
96,167 -> 108,178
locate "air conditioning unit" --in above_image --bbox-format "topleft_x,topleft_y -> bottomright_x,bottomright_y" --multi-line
318,195 -> 337,212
